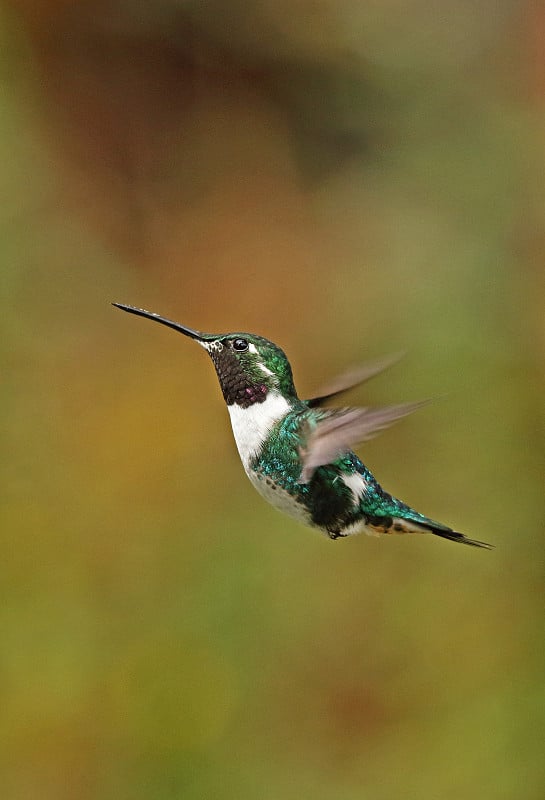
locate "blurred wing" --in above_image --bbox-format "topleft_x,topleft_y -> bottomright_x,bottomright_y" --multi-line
299,400 -> 429,483
306,352 -> 404,408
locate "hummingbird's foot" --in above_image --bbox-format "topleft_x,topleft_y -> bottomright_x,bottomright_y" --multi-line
327,528 -> 349,540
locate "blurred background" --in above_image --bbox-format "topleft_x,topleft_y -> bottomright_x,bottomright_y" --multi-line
1,1 -> 544,798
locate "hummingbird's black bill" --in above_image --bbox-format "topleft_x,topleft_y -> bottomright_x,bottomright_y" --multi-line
112,303 -> 212,341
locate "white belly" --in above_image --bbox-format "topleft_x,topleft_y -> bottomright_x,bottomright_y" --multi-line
247,467 -> 313,526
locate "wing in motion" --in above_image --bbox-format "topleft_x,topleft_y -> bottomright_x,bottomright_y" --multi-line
306,352 -> 404,408
299,400 -> 429,483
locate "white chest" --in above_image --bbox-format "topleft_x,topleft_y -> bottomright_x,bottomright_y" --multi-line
228,394 -> 313,526
227,393 -> 291,471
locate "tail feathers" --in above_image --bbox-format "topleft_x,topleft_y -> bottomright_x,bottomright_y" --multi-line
428,526 -> 493,550
389,512 -> 493,549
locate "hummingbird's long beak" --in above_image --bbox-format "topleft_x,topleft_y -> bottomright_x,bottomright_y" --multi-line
112,303 -> 216,343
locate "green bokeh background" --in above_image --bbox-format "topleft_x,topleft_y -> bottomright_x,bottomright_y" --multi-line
1,2 -> 544,798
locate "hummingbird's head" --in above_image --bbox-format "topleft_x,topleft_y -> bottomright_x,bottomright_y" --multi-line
204,332 -> 298,407
113,304 -> 298,408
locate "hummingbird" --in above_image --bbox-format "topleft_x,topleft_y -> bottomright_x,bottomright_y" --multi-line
113,303 -> 491,549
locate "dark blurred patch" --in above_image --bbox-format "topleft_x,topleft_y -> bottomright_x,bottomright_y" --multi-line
262,61 -> 383,180
13,0 -> 377,193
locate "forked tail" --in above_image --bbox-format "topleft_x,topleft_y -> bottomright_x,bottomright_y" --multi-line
389,502 -> 493,549
427,525 -> 493,549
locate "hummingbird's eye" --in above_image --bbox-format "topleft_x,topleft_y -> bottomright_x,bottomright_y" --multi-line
232,338 -> 249,352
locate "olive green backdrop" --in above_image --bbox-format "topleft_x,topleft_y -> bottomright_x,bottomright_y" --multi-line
1,2 -> 543,798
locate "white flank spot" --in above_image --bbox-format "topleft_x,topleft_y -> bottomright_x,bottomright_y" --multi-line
342,472 -> 368,504
228,393 -> 291,470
